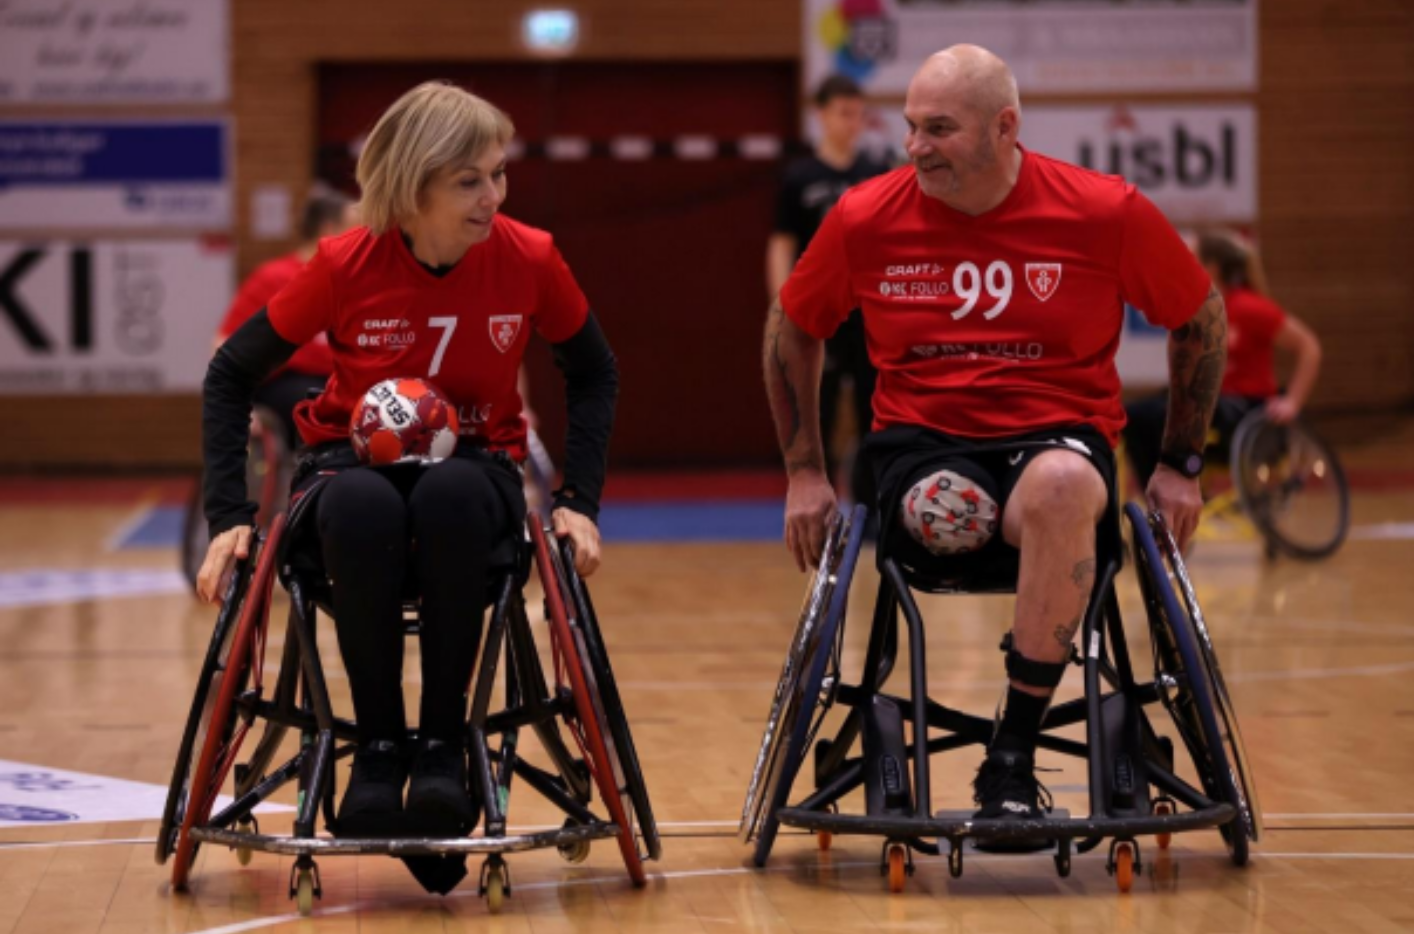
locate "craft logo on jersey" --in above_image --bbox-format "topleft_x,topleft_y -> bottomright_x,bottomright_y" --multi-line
488,315 -> 523,353
1025,263 -> 1063,302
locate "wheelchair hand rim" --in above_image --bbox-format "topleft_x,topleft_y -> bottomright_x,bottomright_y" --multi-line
738,509 -> 849,845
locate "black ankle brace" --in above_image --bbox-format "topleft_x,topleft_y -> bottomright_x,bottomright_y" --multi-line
1004,647 -> 1068,691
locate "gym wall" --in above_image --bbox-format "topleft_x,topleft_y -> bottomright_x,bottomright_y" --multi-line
1,0 -> 1410,469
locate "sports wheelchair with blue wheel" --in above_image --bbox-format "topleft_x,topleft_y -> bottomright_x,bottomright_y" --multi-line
741,502 -> 1260,893
157,478 -> 659,915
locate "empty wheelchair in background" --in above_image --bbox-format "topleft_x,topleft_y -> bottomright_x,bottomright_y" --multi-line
741,501 -> 1260,894
158,496 -> 659,914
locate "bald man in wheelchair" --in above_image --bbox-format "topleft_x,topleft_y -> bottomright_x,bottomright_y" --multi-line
762,44 -> 1227,824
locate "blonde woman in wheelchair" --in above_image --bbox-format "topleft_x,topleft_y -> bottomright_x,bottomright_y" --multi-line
1123,229 -> 1324,545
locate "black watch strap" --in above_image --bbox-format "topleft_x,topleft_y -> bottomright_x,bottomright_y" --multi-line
1159,450 -> 1204,479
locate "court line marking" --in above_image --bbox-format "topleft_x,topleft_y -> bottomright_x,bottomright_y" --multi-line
177,849 -> 1414,934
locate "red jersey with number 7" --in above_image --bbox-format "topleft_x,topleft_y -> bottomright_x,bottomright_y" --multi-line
267,218 -> 589,460
780,147 -> 1211,446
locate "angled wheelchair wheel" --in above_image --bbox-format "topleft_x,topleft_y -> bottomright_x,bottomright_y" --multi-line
558,537 -> 662,862
166,514 -> 286,890
179,407 -> 289,595
739,504 -> 868,867
530,521 -> 651,886
1127,503 -> 1261,865
1231,412 -> 1349,560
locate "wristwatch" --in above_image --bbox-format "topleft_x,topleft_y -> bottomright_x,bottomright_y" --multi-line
1159,450 -> 1204,479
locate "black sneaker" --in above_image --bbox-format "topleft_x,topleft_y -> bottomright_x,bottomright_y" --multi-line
336,739 -> 408,838
406,739 -> 477,837
971,749 -> 1057,853
972,748 -> 1054,820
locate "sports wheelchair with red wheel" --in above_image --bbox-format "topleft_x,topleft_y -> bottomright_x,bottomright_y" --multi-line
157,479 -> 659,914
741,501 -> 1260,894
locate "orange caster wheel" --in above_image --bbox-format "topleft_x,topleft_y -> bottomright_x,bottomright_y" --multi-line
817,830 -> 833,852
886,844 -> 907,894
1154,800 -> 1174,850
1113,842 -> 1135,893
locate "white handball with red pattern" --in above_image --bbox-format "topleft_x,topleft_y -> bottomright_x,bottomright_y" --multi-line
349,377 -> 459,465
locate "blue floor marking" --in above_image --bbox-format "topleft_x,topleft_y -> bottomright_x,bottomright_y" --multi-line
114,506 -> 186,550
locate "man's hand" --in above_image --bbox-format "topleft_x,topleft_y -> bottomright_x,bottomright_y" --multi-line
553,507 -> 602,577
197,525 -> 253,605
1146,466 -> 1202,552
1264,395 -> 1299,425
785,468 -> 837,572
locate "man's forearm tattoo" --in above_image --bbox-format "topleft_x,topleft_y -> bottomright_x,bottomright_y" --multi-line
1164,285 -> 1227,458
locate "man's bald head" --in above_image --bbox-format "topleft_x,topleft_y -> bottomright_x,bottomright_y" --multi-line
912,44 -> 1019,121
903,44 -> 1024,213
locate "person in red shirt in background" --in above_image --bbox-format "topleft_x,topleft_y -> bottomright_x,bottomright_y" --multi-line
1123,229 -> 1323,489
764,45 -> 1227,827
197,82 -> 617,892
214,187 -> 359,448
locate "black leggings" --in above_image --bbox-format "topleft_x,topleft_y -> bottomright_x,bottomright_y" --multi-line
316,458 -> 517,745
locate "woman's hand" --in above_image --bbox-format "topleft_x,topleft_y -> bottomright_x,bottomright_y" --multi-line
197,525 -> 253,605
552,508 -> 602,577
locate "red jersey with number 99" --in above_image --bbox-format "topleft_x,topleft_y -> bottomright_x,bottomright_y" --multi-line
780,147 -> 1211,446
267,217 -> 588,460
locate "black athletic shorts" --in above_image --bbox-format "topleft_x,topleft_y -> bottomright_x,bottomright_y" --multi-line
863,424 -> 1120,586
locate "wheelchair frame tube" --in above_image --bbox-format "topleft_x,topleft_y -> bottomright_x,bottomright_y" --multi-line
469,574 -> 516,837
287,578 -> 337,839
882,559 -> 932,820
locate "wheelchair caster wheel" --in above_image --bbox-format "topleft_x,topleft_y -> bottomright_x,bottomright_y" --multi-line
558,839 -> 591,864
485,865 -> 506,913
1054,839 -> 1071,878
886,844 -> 907,893
1113,842 -> 1135,894
289,858 -> 321,916
817,831 -> 833,852
948,844 -> 963,879
295,872 -> 315,916
234,820 -> 254,866
1154,800 -> 1174,850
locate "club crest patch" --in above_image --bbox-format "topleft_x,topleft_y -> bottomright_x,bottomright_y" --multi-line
1025,263 -> 1062,302
488,315 -> 523,353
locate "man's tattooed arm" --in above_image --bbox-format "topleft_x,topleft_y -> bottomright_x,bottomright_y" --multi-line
762,297 -> 827,476
1162,285 -> 1228,460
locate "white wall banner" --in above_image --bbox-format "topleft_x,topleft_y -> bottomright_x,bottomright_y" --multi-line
0,759 -> 290,828
867,103 -> 1256,223
805,0 -> 1257,95
0,239 -> 232,394
0,0 -> 229,104
0,120 -> 232,230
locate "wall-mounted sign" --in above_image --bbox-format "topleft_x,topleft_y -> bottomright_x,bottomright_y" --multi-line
0,120 -> 231,230
805,0 -> 1257,95
0,0 -> 228,104
0,239 -> 232,394
866,103 -> 1256,223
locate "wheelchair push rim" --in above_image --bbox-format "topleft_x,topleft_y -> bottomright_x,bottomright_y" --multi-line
529,520 -> 649,886
558,537 -> 662,862
1127,504 -> 1260,864
1231,412 -> 1349,560
169,513 -> 286,890
739,505 -> 866,855
157,541 -> 260,866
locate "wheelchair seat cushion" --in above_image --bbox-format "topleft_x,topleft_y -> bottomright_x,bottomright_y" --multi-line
865,423 -> 1121,594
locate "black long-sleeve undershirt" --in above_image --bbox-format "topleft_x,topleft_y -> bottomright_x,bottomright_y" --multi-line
202,309 -> 619,539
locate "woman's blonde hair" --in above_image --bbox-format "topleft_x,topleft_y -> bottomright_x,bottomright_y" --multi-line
356,81 -> 514,234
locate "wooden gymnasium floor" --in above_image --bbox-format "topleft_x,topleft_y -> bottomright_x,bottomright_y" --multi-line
2,434 -> 1414,933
